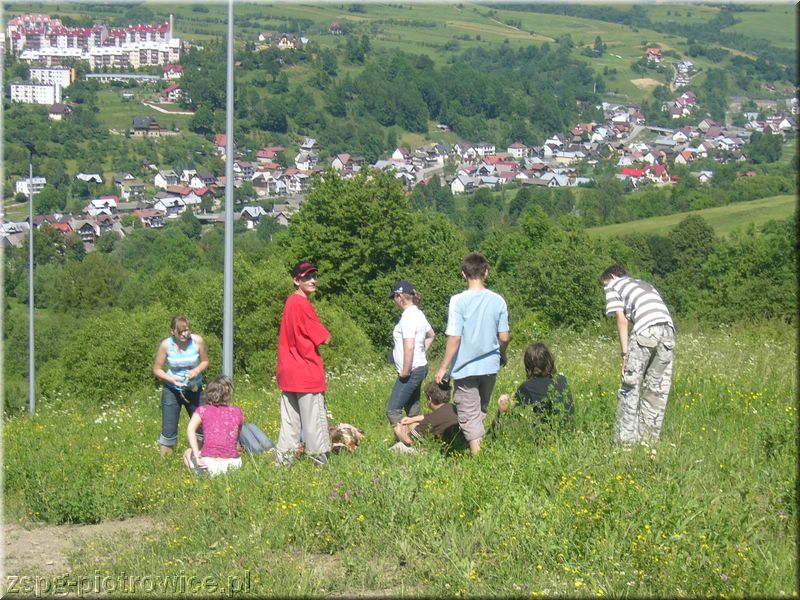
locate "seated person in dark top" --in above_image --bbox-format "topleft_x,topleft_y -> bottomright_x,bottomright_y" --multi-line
394,380 -> 467,452
495,342 -> 574,428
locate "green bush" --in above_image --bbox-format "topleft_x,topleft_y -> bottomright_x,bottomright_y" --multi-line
41,305 -> 174,402
316,299 -> 380,373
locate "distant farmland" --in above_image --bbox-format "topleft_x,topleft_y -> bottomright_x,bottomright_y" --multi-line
588,194 -> 797,238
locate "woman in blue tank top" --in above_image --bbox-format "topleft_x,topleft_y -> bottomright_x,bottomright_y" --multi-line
153,315 -> 209,458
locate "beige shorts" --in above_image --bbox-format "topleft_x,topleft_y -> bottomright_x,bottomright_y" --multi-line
453,375 -> 497,442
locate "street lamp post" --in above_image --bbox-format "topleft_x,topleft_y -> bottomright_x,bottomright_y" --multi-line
23,140 -> 36,415
222,0 -> 234,377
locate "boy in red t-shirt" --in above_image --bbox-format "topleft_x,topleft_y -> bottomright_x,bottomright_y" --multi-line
275,261 -> 332,466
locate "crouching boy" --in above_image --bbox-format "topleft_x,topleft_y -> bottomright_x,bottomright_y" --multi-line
393,381 -> 467,453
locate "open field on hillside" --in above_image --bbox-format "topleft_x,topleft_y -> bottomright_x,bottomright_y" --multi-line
94,90 -> 194,132
724,4 -> 797,50
587,194 -> 797,239
4,322 -> 796,596
642,4 -> 720,27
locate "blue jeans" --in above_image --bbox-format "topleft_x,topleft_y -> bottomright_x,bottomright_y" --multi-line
159,385 -> 205,447
386,365 -> 428,425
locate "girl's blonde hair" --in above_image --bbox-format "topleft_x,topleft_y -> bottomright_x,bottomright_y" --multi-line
170,314 -> 190,332
205,375 -> 233,406
398,290 -> 423,307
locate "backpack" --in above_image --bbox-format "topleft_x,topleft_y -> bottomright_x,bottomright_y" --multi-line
238,422 -> 275,454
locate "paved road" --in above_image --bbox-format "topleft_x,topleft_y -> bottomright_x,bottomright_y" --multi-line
619,124 -> 645,144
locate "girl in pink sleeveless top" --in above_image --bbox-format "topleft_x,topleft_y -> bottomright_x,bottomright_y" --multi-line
184,375 -> 244,476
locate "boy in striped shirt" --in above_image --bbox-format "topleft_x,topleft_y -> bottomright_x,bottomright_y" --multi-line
600,265 -> 675,446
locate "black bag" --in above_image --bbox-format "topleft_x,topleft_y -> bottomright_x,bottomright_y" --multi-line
238,422 -> 275,454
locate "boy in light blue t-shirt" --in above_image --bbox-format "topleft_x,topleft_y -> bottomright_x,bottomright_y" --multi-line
435,252 -> 510,455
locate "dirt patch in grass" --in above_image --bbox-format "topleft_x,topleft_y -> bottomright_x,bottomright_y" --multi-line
631,77 -> 664,90
3,516 -> 162,577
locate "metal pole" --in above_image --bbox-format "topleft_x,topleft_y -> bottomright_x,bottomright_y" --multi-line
28,152 -> 35,415
222,0 -> 234,376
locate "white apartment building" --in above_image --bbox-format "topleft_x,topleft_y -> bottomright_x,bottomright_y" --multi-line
18,46 -> 84,67
6,14 -> 63,50
88,39 -> 180,69
10,13 -> 180,68
30,66 -> 73,87
10,81 -> 61,104
15,177 -> 48,196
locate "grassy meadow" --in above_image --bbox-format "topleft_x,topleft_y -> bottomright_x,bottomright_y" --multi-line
4,321 -> 796,597
724,4 -> 797,51
94,90 -> 195,132
587,194 -> 797,239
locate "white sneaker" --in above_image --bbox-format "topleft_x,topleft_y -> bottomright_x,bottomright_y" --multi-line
389,442 -> 417,454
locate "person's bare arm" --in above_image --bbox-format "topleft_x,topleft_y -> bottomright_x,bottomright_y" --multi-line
186,413 -> 204,464
399,414 -> 425,426
615,310 -> 629,355
498,331 -> 510,366
399,337 -> 414,378
423,328 -> 435,353
186,335 -> 209,381
435,335 -> 461,383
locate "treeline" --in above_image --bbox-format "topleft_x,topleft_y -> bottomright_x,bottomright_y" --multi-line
3,171 -> 796,411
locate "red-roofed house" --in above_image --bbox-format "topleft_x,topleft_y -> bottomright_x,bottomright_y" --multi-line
256,149 -> 275,162
160,83 -> 181,102
163,64 -> 183,79
621,167 -> 645,178
331,153 -> 352,171
646,47 -> 662,63
646,163 -> 670,183
214,134 -> 227,156
506,143 -> 528,159
674,149 -> 694,166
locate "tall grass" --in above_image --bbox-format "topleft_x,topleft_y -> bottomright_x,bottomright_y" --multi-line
4,322 -> 796,596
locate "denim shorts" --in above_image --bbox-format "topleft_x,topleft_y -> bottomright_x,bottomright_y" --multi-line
159,385 -> 205,447
386,365 -> 428,425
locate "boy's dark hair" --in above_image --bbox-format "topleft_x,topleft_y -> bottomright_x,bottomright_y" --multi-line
205,375 -> 233,406
425,380 -> 451,405
599,264 -> 628,284
523,342 -> 556,378
461,252 -> 489,280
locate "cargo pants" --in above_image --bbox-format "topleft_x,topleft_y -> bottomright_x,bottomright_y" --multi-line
617,323 -> 675,445
276,392 -> 331,466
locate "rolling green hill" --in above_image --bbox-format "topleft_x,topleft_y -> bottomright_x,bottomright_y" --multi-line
587,194 -> 797,238
7,2 -> 796,104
